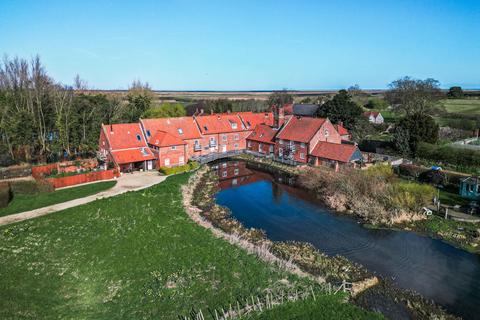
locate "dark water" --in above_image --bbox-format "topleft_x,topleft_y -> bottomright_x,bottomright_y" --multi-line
214,161 -> 480,319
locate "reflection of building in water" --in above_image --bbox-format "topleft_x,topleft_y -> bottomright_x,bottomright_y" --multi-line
213,160 -> 266,189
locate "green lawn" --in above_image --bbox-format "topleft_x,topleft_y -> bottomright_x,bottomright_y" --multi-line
439,189 -> 470,206
0,173 -> 381,319
0,181 -> 117,217
439,98 -> 480,114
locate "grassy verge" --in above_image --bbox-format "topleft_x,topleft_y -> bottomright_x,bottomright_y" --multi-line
0,173 -> 381,319
0,180 -> 117,217
409,215 -> 480,253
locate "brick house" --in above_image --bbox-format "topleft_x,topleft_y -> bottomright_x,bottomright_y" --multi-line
334,123 -> 352,141
147,130 -> 187,168
246,124 -> 278,155
237,112 -> 273,131
275,116 -> 341,164
194,114 -> 250,153
309,142 -> 363,170
98,123 -> 155,172
140,117 -> 205,158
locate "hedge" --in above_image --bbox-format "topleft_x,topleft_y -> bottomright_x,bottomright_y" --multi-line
0,182 -> 11,208
9,179 -> 54,195
159,161 -> 199,175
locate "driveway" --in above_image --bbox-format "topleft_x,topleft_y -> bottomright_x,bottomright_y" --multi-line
0,171 -> 166,227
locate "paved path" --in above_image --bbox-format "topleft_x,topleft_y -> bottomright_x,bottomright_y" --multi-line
0,171 -> 166,227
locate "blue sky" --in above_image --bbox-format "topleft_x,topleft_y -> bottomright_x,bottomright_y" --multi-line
1,0 -> 479,90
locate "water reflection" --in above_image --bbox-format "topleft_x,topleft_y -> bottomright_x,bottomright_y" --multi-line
214,160 -> 480,320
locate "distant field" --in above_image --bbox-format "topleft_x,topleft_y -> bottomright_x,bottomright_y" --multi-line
439,99 -> 480,114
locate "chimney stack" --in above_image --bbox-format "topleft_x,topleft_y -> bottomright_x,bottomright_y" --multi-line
273,104 -> 285,129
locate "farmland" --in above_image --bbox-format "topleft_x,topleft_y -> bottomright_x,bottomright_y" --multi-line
0,173 -> 380,319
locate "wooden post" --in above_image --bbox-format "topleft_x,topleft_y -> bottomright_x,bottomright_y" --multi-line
445,207 -> 449,220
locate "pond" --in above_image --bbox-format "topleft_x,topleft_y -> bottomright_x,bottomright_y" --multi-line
213,160 -> 480,320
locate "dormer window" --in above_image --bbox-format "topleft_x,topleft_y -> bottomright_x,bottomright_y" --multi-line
229,120 -> 237,129
140,148 -> 149,156
136,134 -> 141,141
178,128 -> 183,135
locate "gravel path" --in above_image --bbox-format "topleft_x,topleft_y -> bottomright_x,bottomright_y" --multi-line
0,171 -> 166,227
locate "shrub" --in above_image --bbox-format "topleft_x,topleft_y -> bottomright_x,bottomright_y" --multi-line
0,182 -> 12,208
9,179 -> 54,195
159,161 -> 199,175
391,182 -> 435,211
365,164 -> 395,180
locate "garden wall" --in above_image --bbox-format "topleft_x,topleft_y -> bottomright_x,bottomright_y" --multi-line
0,164 -> 32,180
46,169 -> 119,189
31,163 -> 58,178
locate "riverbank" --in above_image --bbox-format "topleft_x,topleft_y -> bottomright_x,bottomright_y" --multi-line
188,165 -> 456,319
236,154 -> 480,255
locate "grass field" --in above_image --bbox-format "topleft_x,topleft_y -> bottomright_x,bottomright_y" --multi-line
0,173 -> 381,319
440,98 -> 480,114
0,181 -> 117,217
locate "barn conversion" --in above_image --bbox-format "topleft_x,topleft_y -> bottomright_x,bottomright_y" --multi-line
99,105 -> 362,172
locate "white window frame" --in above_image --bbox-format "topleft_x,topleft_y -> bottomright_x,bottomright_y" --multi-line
222,171 -> 227,177
234,134 -> 239,141
300,153 -> 305,160
300,142 -> 306,148
247,141 -> 251,148
171,145 -> 176,150
164,158 -> 170,166
222,134 -> 227,142
234,168 -> 239,175
234,143 -> 239,149
279,139 -> 284,145
179,156 -> 185,165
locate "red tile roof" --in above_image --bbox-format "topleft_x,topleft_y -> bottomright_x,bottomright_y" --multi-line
276,116 -> 326,143
195,114 -> 246,134
247,124 -> 277,144
237,112 -> 274,129
334,124 -> 350,136
149,130 -> 186,147
141,117 -> 202,141
111,148 -> 155,164
363,111 -> 380,118
102,123 -> 149,150
310,142 -> 360,163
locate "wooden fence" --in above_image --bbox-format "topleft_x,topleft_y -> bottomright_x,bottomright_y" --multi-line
46,169 -> 119,188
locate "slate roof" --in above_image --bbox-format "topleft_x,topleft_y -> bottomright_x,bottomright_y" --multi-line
292,104 -> 320,116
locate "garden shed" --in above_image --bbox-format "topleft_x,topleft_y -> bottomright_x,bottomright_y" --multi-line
460,176 -> 480,201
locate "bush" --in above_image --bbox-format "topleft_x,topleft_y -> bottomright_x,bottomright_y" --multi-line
417,143 -> 480,172
0,182 -> 11,208
9,179 -> 54,195
391,182 -> 435,211
159,161 -> 199,175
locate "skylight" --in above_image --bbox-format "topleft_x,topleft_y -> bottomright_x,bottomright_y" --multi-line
136,134 -> 141,141
204,126 -> 208,131
178,128 -> 183,135
146,130 -> 151,137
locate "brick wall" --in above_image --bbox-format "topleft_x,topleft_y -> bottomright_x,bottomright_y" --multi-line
46,169 -> 119,189
155,145 -> 187,168
246,140 -> 274,154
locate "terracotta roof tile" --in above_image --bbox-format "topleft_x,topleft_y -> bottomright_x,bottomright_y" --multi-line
276,116 -> 326,143
149,130 -> 186,147
334,124 -> 349,136
111,148 -> 155,164
195,114 -> 246,134
310,142 -> 360,163
247,124 -> 277,144
141,117 -> 202,141
237,112 -> 274,129
102,123 -> 148,150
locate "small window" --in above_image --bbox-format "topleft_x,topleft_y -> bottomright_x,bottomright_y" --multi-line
204,126 -> 208,131
171,146 -> 176,150
222,135 -> 227,142
234,134 -> 239,141
229,120 -> 237,129
222,171 -> 227,177
324,129 -> 329,137
300,153 -> 305,160
222,163 -> 227,168
234,168 -> 239,175
179,156 -> 184,165
247,141 -> 251,147
234,143 -> 239,149
194,140 -> 200,145
300,142 -> 306,148
164,158 -> 170,166
247,121 -> 251,127
178,128 -> 183,135
146,130 -> 151,137
279,139 -> 284,145
136,134 -> 141,141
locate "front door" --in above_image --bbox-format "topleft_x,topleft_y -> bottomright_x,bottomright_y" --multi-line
278,148 -> 283,158
146,160 -> 153,170
222,145 -> 227,153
